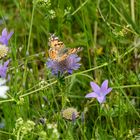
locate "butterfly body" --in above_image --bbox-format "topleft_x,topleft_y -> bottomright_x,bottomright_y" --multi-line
48,34 -> 82,62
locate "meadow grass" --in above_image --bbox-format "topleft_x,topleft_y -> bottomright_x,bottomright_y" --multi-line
0,0 -> 140,139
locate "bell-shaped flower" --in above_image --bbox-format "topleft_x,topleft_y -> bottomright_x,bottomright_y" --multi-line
85,80 -> 112,104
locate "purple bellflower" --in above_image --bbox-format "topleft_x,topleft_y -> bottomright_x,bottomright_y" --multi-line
0,60 -> 9,78
85,80 -> 112,104
0,28 -> 14,46
46,54 -> 81,75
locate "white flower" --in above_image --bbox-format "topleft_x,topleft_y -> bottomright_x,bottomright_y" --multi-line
0,78 -> 9,99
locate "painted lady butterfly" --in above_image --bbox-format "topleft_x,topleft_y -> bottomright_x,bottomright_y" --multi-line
48,34 -> 82,62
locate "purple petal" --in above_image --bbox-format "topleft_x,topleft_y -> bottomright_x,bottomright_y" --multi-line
104,88 -> 112,95
7,31 -> 14,40
90,82 -> 100,93
97,96 -> 106,104
0,60 -> 10,78
85,92 -> 98,98
101,80 -> 108,90
75,57 -> 81,62
67,54 -> 81,71
72,112 -> 76,123
0,28 -> 13,46
0,72 -> 6,78
46,53 -> 81,75
0,37 -> 4,42
4,60 -> 10,67
2,28 -> 7,36
67,69 -> 73,74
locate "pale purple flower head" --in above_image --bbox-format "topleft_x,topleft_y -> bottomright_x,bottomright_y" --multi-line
46,54 -> 81,75
0,60 -> 9,78
0,28 -> 14,46
85,80 -> 112,104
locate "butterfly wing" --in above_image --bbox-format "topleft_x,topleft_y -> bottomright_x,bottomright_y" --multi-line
49,48 -> 58,60
57,47 -> 82,62
48,34 -> 82,62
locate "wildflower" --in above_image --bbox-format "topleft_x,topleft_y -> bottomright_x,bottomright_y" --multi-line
46,54 -> 81,75
0,60 -> 9,78
0,28 -> 14,46
62,107 -> 79,120
39,117 -> 46,125
0,44 -> 8,58
14,118 -> 35,136
38,131 -> 47,140
15,118 -> 24,128
72,112 -> 76,124
0,78 -> 9,99
46,123 -> 59,139
48,10 -> 56,19
17,97 -> 24,105
85,80 -> 112,104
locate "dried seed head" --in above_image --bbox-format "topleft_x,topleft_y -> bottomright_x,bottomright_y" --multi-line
0,44 -> 8,59
61,107 -> 79,120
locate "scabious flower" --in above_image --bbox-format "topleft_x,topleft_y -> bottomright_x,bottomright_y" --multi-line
46,54 -> 81,75
0,28 -> 14,46
0,44 -> 8,59
61,107 -> 79,121
0,78 -> 9,99
85,80 -> 112,104
0,60 -> 9,78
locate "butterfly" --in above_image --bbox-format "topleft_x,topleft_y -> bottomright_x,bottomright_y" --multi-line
0,45 -> 8,59
48,34 -> 82,62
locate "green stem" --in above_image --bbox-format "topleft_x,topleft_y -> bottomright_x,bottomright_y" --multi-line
19,80 -> 57,98
71,0 -> 89,16
22,4 -> 35,87
93,0 -> 100,79
131,0 -> 135,22
0,130 -> 13,136
17,127 -> 22,140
